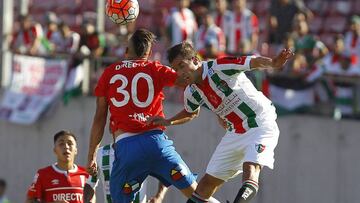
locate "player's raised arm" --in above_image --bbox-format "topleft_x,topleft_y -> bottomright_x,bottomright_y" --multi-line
250,48 -> 294,69
87,97 -> 108,175
147,109 -> 200,127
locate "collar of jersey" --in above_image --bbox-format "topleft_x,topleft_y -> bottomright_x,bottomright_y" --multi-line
52,163 -> 78,174
201,61 -> 208,80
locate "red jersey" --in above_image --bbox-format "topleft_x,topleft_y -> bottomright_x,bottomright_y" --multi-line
27,164 -> 89,203
94,59 -> 178,133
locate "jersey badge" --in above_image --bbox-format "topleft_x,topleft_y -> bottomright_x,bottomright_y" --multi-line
122,180 -> 140,195
170,164 -> 189,181
51,179 -> 60,185
255,144 -> 266,153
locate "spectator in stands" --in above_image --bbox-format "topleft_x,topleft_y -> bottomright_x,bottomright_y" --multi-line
307,36 -> 360,118
278,34 -> 308,76
10,14 -> 43,55
212,0 -> 231,31
344,15 -> 360,66
165,0 -> 197,46
79,21 -> 106,58
39,12 -> 61,55
55,22 -> 81,55
0,179 -> 10,203
224,0 -> 259,54
269,0 -> 312,45
195,13 -> 225,58
200,38 -> 227,60
293,14 -> 328,66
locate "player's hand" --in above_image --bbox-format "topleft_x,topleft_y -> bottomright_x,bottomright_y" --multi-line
271,48 -> 294,68
146,116 -> 171,126
86,158 -> 98,176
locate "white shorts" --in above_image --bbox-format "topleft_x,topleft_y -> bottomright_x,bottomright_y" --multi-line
206,120 -> 280,181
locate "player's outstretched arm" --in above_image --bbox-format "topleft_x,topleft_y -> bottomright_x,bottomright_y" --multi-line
250,48 -> 294,69
147,109 -> 200,127
87,97 -> 108,176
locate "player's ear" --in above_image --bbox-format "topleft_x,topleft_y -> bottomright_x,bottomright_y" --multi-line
148,49 -> 152,58
193,56 -> 200,65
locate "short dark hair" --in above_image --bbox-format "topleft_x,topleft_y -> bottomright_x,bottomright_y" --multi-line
167,41 -> 197,63
130,29 -> 156,57
54,130 -> 77,143
334,34 -> 344,42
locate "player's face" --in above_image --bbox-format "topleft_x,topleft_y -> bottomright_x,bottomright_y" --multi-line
233,0 -> 246,13
171,55 -> 199,86
54,135 -> 77,163
215,0 -> 227,12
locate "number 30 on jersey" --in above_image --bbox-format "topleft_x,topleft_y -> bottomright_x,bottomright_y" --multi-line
109,73 -> 154,108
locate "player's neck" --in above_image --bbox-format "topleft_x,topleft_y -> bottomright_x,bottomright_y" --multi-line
194,64 -> 204,84
126,56 -> 147,60
56,161 -> 74,171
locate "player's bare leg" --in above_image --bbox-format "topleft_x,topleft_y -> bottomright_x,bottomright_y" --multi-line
233,162 -> 261,203
186,174 -> 224,202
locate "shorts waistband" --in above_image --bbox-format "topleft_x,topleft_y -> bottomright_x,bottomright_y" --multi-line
115,132 -> 138,143
114,130 -> 164,143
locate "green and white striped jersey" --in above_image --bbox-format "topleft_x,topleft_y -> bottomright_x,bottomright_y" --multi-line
184,56 -> 276,133
87,145 -> 147,203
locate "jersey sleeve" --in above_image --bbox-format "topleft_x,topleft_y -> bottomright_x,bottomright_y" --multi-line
94,68 -> 109,97
184,85 -> 201,113
155,63 -> 178,87
215,56 -> 254,74
27,172 -> 42,200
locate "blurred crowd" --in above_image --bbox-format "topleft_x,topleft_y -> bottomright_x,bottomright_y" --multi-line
6,0 -> 360,118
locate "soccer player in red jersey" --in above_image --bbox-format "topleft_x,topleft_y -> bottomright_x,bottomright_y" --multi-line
87,29 -> 220,203
26,130 -> 89,203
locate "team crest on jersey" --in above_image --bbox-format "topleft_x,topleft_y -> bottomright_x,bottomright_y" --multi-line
208,67 -> 215,76
170,164 -> 189,181
255,144 -> 266,153
51,179 -> 59,185
122,180 -> 140,195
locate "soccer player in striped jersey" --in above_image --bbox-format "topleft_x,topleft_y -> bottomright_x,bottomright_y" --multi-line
26,130 -> 89,203
148,42 -> 293,203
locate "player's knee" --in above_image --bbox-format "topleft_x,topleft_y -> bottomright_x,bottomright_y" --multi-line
197,174 -> 223,192
242,162 -> 261,181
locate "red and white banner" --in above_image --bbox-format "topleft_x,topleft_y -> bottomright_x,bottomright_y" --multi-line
0,55 -> 68,124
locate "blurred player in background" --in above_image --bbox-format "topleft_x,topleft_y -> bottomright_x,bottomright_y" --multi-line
86,29 -> 219,203
148,42 -> 293,203
26,130 -> 89,203
84,143 -> 169,203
